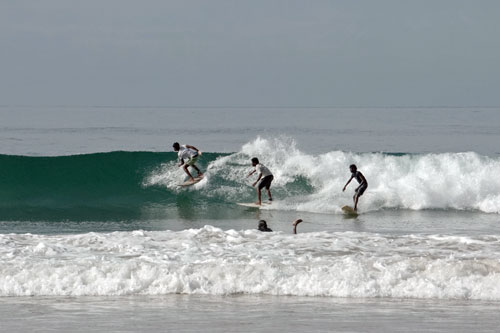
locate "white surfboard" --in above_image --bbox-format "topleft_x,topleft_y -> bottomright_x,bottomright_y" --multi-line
237,202 -> 272,208
342,205 -> 359,217
178,176 -> 204,187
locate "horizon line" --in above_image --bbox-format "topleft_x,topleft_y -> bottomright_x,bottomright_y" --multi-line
1,105 -> 499,109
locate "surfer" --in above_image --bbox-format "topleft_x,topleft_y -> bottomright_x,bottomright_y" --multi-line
342,164 -> 368,211
173,142 -> 203,182
247,157 -> 273,205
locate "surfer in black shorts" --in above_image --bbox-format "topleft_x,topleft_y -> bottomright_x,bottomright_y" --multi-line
247,157 -> 273,205
343,164 -> 368,211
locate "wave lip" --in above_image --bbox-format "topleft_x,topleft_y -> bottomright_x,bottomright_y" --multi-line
1,227 -> 500,299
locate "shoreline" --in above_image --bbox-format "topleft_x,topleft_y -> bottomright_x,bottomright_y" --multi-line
2,295 -> 499,332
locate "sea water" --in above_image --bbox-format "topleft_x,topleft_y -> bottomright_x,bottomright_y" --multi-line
1,107 -> 500,332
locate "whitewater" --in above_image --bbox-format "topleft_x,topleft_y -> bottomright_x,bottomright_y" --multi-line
145,137 -> 500,214
2,137 -> 500,301
2,226 -> 500,299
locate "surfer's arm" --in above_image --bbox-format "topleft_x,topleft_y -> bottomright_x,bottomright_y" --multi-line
252,173 -> 262,187
185,145 -> 200,154
293,219 -> 303,234
343,176 -> 354,191
247,169 -> 256,177
358,172 -> 367,186
178,158 -> 184,167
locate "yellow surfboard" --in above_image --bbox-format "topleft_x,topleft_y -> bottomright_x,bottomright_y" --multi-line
342,205 -> 359,217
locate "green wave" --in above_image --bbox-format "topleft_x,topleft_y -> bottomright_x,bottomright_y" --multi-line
4,148 -> 496,222
0,151 -> 228,221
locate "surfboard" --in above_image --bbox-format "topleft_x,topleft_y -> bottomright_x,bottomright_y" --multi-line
237,202 -> 272,208
178,176 -> 204,187
342,205 -> 359,217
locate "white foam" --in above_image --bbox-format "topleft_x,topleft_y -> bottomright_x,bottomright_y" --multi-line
1,227 -> 500,299
143,137 -> 500,213
144,160 -> 208,190
211,137 -> 500,214
144,160 -> 183,189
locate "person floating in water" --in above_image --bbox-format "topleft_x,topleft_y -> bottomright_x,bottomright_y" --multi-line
342,164 -> 368,211
172,142 -> 203,182
256,219 -> 303,233
247,157 -> 273,205
258,220 -> 273,232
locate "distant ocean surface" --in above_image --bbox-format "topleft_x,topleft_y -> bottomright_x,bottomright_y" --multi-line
1,106 -> 500,332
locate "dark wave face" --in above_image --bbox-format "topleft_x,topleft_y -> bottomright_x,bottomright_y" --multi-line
0,152 -> 216,221
0,147 -> 307,221
0,147 -> 314,222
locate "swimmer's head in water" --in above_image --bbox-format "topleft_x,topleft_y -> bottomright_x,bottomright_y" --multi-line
258,220 -> 272,232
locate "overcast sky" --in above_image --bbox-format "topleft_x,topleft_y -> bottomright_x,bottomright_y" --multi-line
1,0 -> 499,107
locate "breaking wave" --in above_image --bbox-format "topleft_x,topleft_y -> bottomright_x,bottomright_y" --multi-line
2,137 -> 500,221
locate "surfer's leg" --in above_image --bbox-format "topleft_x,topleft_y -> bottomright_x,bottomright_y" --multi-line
183,164 -> 195,181
353,184 -> 366,211
256,188 -> 262,205
353,193 -> 359,211
192,164 -> 203,177
262,175 -> 273,201
266,188 -> 272,201
186,156 -> 202,177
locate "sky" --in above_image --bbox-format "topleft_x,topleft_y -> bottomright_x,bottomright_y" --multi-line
1,0 -> 499,107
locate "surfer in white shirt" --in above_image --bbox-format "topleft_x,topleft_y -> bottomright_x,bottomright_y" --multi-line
173,142 -> 203,182
247,157 -> 273,205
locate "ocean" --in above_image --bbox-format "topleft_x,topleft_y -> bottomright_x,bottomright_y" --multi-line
1,106 -> 500,332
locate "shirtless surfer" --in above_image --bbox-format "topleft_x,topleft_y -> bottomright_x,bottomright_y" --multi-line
342,164 -> 368,211
173,142 -> 203,182
247,157 -> 273,205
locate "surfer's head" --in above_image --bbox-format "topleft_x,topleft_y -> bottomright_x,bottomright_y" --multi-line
251,157 -> 259,166
172,142 -> 180,151
349,164 -> 357,172
258,220 -> 272,232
